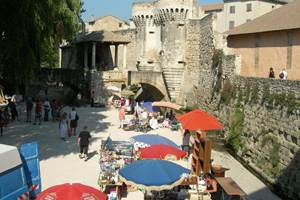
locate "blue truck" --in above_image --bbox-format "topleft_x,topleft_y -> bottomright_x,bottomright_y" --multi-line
0,142 -> 41,200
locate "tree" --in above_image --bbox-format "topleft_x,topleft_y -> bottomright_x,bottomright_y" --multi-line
0,0 -> 82,91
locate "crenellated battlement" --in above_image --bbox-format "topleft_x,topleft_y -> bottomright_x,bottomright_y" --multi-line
132,2 -> 155,27
132,0 -> 199,26
155,8 -> 189,23
132,15 -> 156,27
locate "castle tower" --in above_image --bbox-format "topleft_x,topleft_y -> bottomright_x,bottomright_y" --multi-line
132,3 -> 162,71
155,0 -> 198,101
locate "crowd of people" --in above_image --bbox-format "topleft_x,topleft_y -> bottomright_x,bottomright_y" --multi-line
0,95 -> 82,140
117,100 -> 179,132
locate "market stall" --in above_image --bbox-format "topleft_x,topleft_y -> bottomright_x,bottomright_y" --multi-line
98,139 -> 135,199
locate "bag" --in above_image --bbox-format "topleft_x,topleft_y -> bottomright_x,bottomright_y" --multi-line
279,72 -> 284,79
75,114 -> 79,121
67,128 -> 72,137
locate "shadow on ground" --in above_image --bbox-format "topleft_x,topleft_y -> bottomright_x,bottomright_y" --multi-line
0,107 -> 110,161
246,148 -> 300,200
212,143 -> 300,200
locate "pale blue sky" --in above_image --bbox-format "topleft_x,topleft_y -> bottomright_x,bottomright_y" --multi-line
82,0 -> 222,22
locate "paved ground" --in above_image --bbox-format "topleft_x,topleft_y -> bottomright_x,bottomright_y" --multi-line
0,105 -> 281,200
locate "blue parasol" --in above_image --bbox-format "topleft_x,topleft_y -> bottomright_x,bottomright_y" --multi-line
131,134 -> 179,148
119,159 -> 190,191
142,102 -> 160,113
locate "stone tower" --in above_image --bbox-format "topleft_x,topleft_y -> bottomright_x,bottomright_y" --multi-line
132,2 -> 162,72
155,0 -> 199,100
131,0 -> 200,101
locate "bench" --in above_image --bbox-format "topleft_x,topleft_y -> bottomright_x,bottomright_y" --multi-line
216,177 -> 246,200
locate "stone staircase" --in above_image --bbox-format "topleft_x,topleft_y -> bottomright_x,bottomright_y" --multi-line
161,66 -> 184,100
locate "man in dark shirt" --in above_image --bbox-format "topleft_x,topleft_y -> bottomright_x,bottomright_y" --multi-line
78,126 -> 91,159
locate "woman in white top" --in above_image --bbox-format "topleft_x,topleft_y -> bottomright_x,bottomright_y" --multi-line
43,98 -> 51,121
59,112 -> 68,141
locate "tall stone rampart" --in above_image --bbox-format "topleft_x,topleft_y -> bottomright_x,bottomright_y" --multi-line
132,2 -> 161,71
179,15 -> 215,104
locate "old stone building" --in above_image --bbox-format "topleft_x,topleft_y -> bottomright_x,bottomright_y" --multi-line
226,0 -> 300,80
58,0 -> 300,198
61,0 -> 295,103
86,15 -> 130,32
212,0 -> 292,33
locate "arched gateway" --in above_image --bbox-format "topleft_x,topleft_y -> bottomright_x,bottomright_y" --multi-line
128,71 -> 170,101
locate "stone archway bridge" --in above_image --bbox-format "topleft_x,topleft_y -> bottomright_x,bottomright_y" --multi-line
128,71 -> 170,101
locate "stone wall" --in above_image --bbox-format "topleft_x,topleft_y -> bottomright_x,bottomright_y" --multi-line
196,51 -> 300,200
179,14 -> 215,105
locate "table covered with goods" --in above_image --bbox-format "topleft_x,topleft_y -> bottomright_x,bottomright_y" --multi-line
98,139 -> 135,200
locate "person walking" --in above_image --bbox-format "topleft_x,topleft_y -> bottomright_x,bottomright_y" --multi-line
43,98 -> 51,122
59,112 -> 68,141
118,106 -> 125,129
268,67 -> 275,79
26,97 -> 33,122
279,68 -> 287,80
77,126 -> 91,160
33,97 -> 42,125
69,107 -> 79,136
8,99 -> 18,121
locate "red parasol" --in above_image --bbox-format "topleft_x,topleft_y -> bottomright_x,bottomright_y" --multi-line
36,183 -> 107,200
177,109 -> 224,131
138,144 -> 187,160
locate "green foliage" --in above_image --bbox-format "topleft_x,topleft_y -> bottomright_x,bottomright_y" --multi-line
227,106 -> 245,151
181,104 -> 200,112
219,80 -> 234,105
273,92 -> 286,107
0,0 -> 82,88
286,92 -> 297,115
236,88 -> 244,107
259,135 -> 281,177
129,84 -> 140,93
244,84 -> 251,104
261,84 -> 270,105
250,84 -> 259,104
211,50 -> 223,98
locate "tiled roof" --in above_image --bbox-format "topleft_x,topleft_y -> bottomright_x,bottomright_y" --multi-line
226,0 -> 300,35
202,3 -> 224,12
76,30 -> 130,44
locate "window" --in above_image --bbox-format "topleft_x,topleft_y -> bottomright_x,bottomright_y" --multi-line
119,23 -> 123,28
230,6 -> 235,14
246,19 -> 251,22
229,21 -> 235,30
246,3 -> 252,12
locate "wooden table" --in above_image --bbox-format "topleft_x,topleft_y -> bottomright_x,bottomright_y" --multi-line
216,177 -> 246,200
